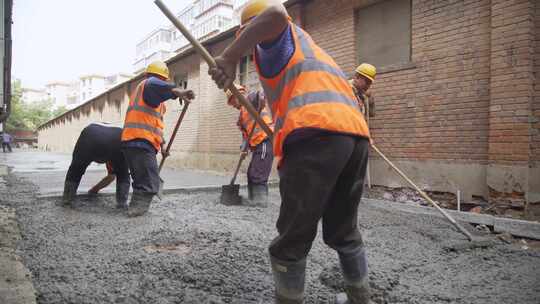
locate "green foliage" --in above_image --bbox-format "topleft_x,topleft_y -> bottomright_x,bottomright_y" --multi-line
52,105 -> 68,118
5,80 -> 60,131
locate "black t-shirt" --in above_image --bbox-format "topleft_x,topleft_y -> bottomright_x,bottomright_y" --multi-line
73,123 -> 128,180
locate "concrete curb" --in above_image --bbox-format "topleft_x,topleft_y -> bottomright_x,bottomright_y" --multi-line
363,198 -> 540,240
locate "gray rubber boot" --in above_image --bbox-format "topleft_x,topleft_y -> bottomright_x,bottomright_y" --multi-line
61,180 -> 79,207
335,247 -> 373,304
270,255 -> 306,304
246,184 -> 269,207
115,182 -> 130,209
127,191 -> 153,217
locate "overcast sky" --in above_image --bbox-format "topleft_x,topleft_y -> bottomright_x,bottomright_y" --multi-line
12,0 -> 192,88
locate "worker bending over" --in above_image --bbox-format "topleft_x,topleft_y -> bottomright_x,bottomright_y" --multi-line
121,60 -> 195,217
226,85 -> 274,206
209,1 -> 373,303
62,123 -> 130,208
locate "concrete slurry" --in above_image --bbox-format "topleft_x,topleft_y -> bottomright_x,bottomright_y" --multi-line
1,150 -> 539,303
1,176 -> 538,303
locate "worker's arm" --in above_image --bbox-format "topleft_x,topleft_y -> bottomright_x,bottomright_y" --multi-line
143,77 -> 195,107
88,174 -> 116,194
209,3 -> 289,89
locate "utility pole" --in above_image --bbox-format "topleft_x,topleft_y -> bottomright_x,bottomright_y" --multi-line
0,0 -> 14,126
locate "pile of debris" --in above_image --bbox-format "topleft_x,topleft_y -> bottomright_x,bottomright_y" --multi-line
364,185 -> 540,222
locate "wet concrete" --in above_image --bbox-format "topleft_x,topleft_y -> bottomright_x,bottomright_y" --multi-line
3,170 -> 540,303
1,150 -> 237,196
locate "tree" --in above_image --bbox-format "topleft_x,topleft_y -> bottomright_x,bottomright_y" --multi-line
5,79 -> 56,131
52,105 -> 68,118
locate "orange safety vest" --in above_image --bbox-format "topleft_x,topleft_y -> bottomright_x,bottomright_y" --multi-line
121,79 -> 166,151
254,22 -> 370,158
237,96 -> 274,148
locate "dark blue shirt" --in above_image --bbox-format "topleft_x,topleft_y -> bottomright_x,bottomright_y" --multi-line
142,76 -> 176,107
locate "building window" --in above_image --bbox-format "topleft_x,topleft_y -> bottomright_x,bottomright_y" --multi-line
355,0 -> 411,68
238,56 -> 250,85
174,74 -> 188,90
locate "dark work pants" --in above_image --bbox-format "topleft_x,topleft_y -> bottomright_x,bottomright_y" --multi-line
122,147 -> 160,195
269,134 -> 369,262
2,143 -> 12,153
247,138 -> 274,185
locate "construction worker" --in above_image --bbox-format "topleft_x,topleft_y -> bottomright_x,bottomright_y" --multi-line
62,123 -> 130,208
209,1 -> 373,303
121,60 -> 195,217
350,63 -> 376,116
226,84 -> 274,206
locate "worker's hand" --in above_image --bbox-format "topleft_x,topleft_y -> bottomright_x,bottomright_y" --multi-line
173,89 -> 195,102
240,151 -> 248,158
208,56 -> 237,90
161,150 -> 170,159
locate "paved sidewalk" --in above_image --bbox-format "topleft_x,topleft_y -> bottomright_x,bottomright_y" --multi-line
1,149 -> 240,196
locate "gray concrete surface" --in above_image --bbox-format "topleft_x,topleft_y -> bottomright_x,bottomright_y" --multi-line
0,165 -> 37,304
0,161 -> 539,303
1,150 -> 239,196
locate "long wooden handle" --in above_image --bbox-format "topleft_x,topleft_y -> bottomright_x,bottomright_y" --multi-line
371,144 -> 474,241
159,102 -> 190,172
154,0 -> 273,138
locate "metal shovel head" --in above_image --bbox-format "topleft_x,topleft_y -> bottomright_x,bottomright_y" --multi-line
220,184 -> 242,206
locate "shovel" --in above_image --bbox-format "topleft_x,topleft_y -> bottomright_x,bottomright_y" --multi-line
157,101 -> 190,199
220,94 -> 262,205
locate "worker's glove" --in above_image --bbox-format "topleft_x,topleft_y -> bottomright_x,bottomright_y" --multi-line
208,56 -> 237,90
161,150 -> 170,159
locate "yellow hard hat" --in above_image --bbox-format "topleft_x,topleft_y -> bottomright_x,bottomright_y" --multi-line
355,63 -> 376,82
146,60 -> 170,80
225,84 -> 246,104
241,0 -> 281,25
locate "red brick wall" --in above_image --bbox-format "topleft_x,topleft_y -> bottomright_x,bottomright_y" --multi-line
489,0 -> 536,166
533,2 -> 540,163
303,0 -> 492,163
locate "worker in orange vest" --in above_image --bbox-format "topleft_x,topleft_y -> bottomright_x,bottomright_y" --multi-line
209,1 -> 373,303
350,63 -> 376,116
226,84 -> 274,206
121,61 -> 194,217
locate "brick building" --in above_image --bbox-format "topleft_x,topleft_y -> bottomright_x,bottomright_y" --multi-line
37,0 -> 540,204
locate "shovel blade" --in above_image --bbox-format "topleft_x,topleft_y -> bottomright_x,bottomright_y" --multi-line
220,184 -> 241,205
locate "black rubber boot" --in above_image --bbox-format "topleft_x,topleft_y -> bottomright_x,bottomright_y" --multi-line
115,182 -> 130,209
335,247 -> 373,304
247,184 -> 269,207
61,180 -> 79,207
127,191 -> 153,217
270,255 -> 306,304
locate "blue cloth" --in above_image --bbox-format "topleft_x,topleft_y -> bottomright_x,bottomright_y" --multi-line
256,25 -> 294,78
122,139 -> 157,154
143,76 -> 176,108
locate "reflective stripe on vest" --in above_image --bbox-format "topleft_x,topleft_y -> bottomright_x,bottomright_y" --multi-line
121,80 -> 166,151
254,22 -> 370,158
239,102 -> 273,148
